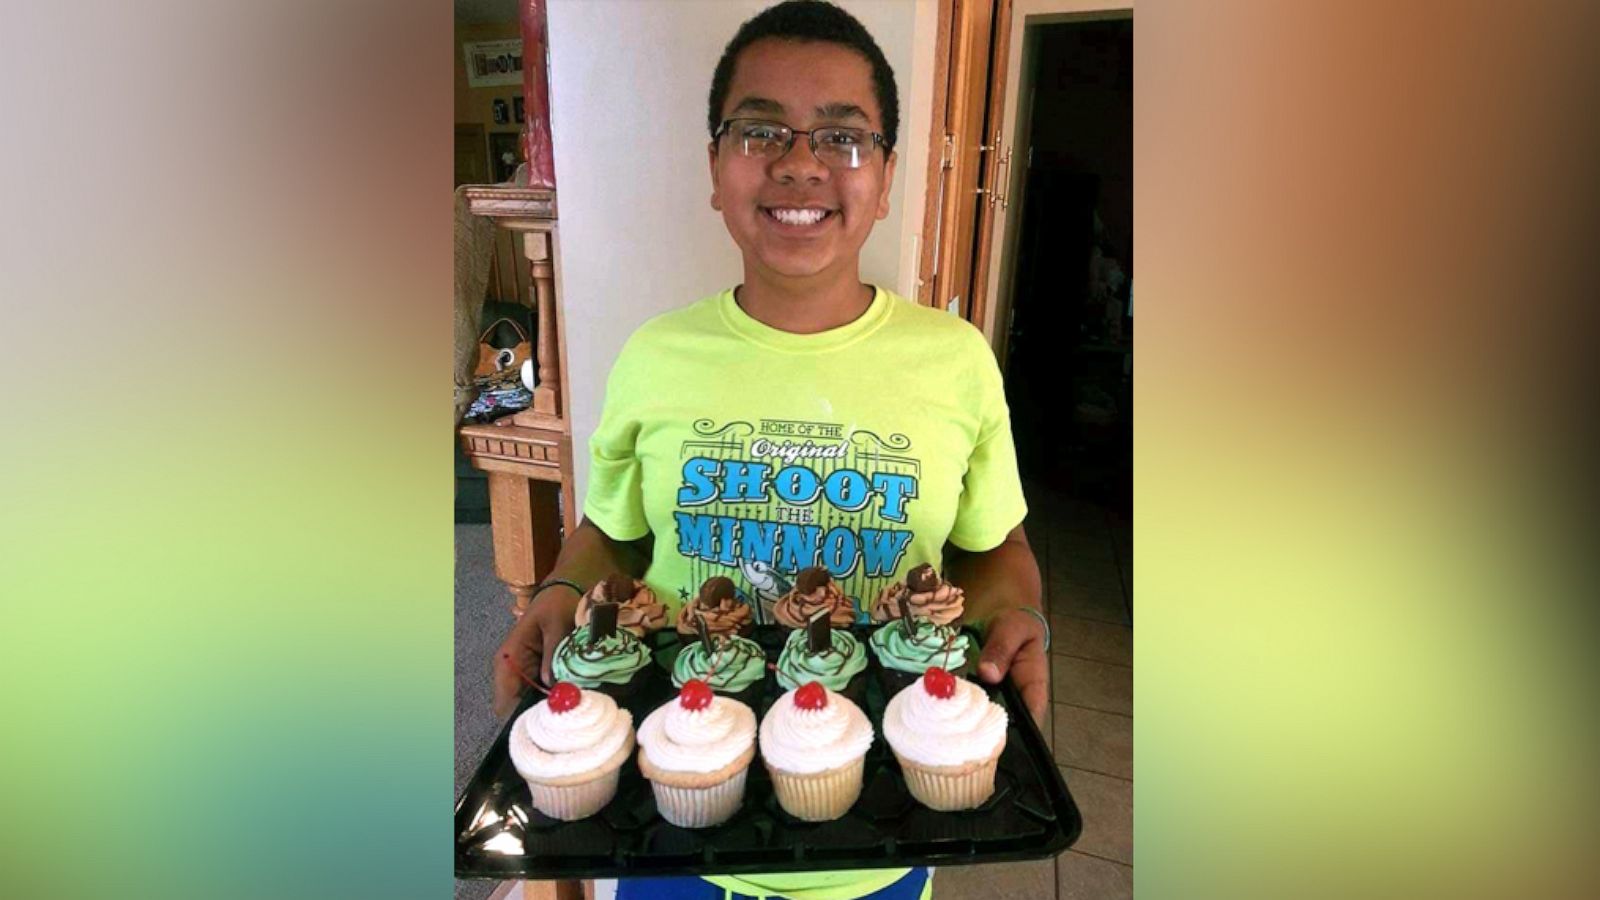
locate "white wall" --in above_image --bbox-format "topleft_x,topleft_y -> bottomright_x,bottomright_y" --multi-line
547,0 -> 923,505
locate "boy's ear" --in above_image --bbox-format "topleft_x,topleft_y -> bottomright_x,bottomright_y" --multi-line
708,142 -> 722,211
876,149 -> 898,220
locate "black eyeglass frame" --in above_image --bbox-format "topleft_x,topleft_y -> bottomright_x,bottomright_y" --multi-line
713,117 -> 888,167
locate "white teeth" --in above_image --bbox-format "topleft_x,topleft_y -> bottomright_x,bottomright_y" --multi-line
768,207 -> 828,226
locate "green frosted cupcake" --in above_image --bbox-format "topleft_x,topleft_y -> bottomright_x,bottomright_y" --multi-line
870,618 -> 974,698
551,623 -> 653,700
672,634 -> 769,706
775,627 -> 867,707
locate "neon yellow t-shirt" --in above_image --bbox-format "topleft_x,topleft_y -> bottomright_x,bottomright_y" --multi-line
586,286 -> 1014,898
584,285 -> 1027,625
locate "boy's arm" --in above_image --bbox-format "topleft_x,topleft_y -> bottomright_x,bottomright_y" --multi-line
491,518 -> 654,716
943,524 -> 1050,725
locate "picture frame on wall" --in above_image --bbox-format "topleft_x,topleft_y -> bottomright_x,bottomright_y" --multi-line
488,132 -> 520,184
513,96 -> 525,124
464,39 -> 523,88
492,98 -> 509,125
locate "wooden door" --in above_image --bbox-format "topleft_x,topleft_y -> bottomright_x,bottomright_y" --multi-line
916,0 -> 1013,326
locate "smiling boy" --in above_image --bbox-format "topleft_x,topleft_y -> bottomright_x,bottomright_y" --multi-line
707,34 -> 897,333
494,3 -> 1049,898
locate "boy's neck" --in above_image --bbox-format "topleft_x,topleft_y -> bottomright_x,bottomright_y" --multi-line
734,267 -> 874,335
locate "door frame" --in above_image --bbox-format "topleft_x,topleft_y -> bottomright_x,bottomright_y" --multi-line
914,0 -> 996,315
983,0 -> 1134,367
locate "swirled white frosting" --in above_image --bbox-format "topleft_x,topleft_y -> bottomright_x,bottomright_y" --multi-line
882,675 -> 1008,767
757,686 -> 874,775
508,689 -> 634,780
637,695 -> 757,774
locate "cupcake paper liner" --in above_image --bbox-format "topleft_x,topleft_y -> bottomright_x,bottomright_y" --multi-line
638,745 -> 757,829
765,756 -> 866,822
518,735 -> 634,822
835,672 -> 867,710
523,766 -> 624,821
892,749 -> 1002,812
588,664 -> 653,702
647,765 -> 750,828
717,675 -> 768,709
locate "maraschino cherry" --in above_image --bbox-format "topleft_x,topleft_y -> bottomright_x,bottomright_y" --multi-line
547,681 -> 582,713
922,666 -> 956,699
794,680 -> 828,710
678,678 -> 714,711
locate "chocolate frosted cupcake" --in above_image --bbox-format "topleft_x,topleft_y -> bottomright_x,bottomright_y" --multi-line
870,615 -> 975,699
774,611 -> 867,708
551,602 -> 653,700
773,566 -> 858,629
871,563 -> 965,627
575,573 -> 668,637
674,576 -> 754,639
671,616 -> 770,707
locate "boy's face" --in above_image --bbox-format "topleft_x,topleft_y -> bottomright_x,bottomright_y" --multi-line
709,39 -> 897,284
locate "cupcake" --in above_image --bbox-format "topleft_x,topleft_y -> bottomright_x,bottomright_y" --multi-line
575,572 -> 668,637
672,617 -> 769,707
775,611 -> 868,708
869,614 -> 974,699
759,680 -> 874,821
508,682 -> 635,821
636,679 -> 758,828
674,576 -> 754,639
882,667 -> 1008,811
550,602 -> 653,699
871,563 -> 965,626
773,566 -> 858,629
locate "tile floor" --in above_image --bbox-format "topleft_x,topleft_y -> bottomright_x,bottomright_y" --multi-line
932,481 -> 1133,898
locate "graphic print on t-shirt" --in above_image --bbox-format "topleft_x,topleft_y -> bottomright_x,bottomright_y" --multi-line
672,417 -> 920,624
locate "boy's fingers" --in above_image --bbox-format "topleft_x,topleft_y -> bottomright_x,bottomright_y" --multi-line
492,617 -> 545,717
1020,678 -> 1049,727
977,610 -> 1036,683
492,654 -> 523,718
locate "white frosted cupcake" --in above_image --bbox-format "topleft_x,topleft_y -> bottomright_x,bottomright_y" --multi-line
507,682 -> 635,821
882,667 -> 1009,811
636,679 -> 758,828
758,680 -> 874,822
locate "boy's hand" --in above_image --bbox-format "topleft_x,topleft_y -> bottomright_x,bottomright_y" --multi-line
977,607 -> 1051,727
492,585 -> 582,718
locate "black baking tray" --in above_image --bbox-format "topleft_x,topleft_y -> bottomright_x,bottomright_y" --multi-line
455,625 -> 1080,880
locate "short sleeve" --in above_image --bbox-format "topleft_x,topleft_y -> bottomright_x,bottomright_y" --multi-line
947,336 -> 1028,551
582,344 -> 651,542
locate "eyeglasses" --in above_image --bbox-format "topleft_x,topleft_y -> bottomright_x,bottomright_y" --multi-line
715,118 -> 886,170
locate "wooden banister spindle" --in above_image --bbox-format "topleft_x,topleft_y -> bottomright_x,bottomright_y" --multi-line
525,232 -> 560,417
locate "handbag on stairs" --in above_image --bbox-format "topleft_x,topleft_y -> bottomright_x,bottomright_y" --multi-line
474,317 -> 533,381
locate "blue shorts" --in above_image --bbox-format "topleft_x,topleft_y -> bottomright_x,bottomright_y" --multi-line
615,867 -> 932,900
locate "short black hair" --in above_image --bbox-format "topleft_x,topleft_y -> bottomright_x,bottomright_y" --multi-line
708,0 -> 899,151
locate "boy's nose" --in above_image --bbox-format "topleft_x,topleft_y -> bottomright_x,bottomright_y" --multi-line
769,135 -> 830,183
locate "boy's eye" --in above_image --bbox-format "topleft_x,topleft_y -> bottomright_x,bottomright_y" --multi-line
741,123 -> 786,142
819,129 -> 864,147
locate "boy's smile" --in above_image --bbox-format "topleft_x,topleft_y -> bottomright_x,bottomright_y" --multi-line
709,39 -> 896,284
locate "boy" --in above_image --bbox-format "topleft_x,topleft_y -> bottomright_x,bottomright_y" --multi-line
494,3 -> 1049,897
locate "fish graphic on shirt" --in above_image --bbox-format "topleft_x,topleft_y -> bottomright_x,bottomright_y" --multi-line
738,559 -> 790,626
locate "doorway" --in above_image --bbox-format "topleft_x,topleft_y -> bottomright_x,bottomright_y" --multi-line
1001,17 -> 1132,510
